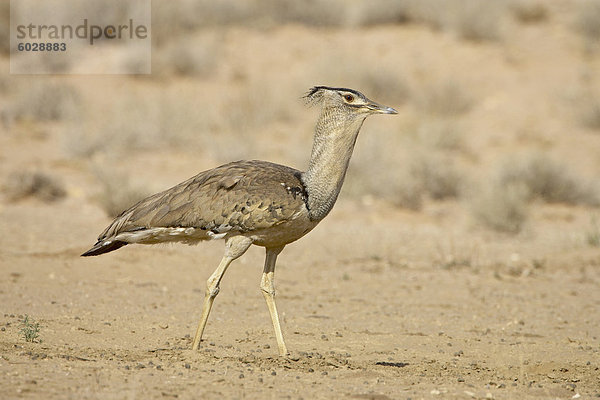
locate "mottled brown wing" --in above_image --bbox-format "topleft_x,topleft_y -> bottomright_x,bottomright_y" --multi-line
96,160 -> 308,241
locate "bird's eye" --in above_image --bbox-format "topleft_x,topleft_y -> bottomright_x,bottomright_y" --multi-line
344,94 -> 354,102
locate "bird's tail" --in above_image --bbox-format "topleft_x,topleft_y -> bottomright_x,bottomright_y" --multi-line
81,239 -> 127,257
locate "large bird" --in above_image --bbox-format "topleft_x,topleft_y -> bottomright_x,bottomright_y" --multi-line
82,86 -> 397,355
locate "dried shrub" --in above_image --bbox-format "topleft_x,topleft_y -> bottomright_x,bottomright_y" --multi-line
416,80 -> 473,116
344,128 -> 424,210
3,170 -> 67,202
340,0 -> 414,27
153,34 -> 219,77
415,118 -> 465,152
587,216 -> 600,247
409,154 -> 462,200
94,170 -> 150,218
470,179 -> 530,234
447,0 -> 506,42
0,2 -> 9,54
347,130 -> 462,211
499,154 -> 599,206
360,70 -> 412,106
64,89 -> 216,158
510,0 -> 549,24
580,95 -> 600,131
575,0 -> 600,50
10,82 -> 80,122
392,171 -> 425,211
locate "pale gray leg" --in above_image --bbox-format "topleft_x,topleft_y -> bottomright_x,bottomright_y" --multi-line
192,236 -> 252,351
260,246 -> 288,356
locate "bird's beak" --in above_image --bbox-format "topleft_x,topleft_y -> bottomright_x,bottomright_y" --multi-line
366,101 -> 398,114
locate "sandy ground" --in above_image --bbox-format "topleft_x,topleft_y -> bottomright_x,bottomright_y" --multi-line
1,191 -> 599,399
2,2 -> 600,399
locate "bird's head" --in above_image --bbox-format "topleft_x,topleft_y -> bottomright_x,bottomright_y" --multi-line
305,86 -> 397,117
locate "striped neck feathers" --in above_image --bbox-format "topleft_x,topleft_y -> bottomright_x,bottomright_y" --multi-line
302,106 -> 366,221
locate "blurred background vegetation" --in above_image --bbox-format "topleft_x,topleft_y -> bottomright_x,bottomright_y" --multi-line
1,0 -> 599,240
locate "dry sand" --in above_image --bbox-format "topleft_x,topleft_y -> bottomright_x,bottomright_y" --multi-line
1,1 -> 600,399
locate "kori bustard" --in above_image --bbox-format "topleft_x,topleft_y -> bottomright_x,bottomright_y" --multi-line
82,86 -> 397,356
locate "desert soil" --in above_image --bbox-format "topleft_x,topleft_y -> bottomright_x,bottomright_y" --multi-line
2,1 -> 600,399
1,193 -> 599,399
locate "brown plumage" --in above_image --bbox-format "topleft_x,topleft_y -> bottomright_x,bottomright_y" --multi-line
82,86 -> 397,355
82,160 -> 312,255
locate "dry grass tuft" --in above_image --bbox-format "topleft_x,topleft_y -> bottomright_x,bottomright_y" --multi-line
575,0 -> 600,52
470,154 -> 599,234
150,0 -> 508,42
64,89 -> 216,158
10,82 -> 80,122
342,0 -> 414,27
416,80 -> 473,116
409,154 -> 462,201
94,169 -> 150,218
0,2 -> 9,54
470,179 -> 530,234
345,129 -> 424,210
63,81 -> 291,162
582,103 -> 600,131
414,118 -> 465,152
263,0 -> 347,27
392,172 -> 425,211
348,128 -> 462,211
360,70 -> 412,106
447,0 -> 506,42
499,154 -> 599,206
3,171 -> 67,202
509,0 -> 549,24
579,94 -> 600,131
225,83 -> 292,134
153,34 -> 219,77
586,216 -> 600,247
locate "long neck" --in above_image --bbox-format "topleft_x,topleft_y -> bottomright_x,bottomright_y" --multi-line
302,108 -> 366,221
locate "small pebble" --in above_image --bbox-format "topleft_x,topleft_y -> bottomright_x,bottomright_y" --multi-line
271,371 -> 276,376
184,363 -> 190,369
239,374 -> 244,379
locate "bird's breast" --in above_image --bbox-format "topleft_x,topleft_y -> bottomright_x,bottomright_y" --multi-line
246,206 -> 319,248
